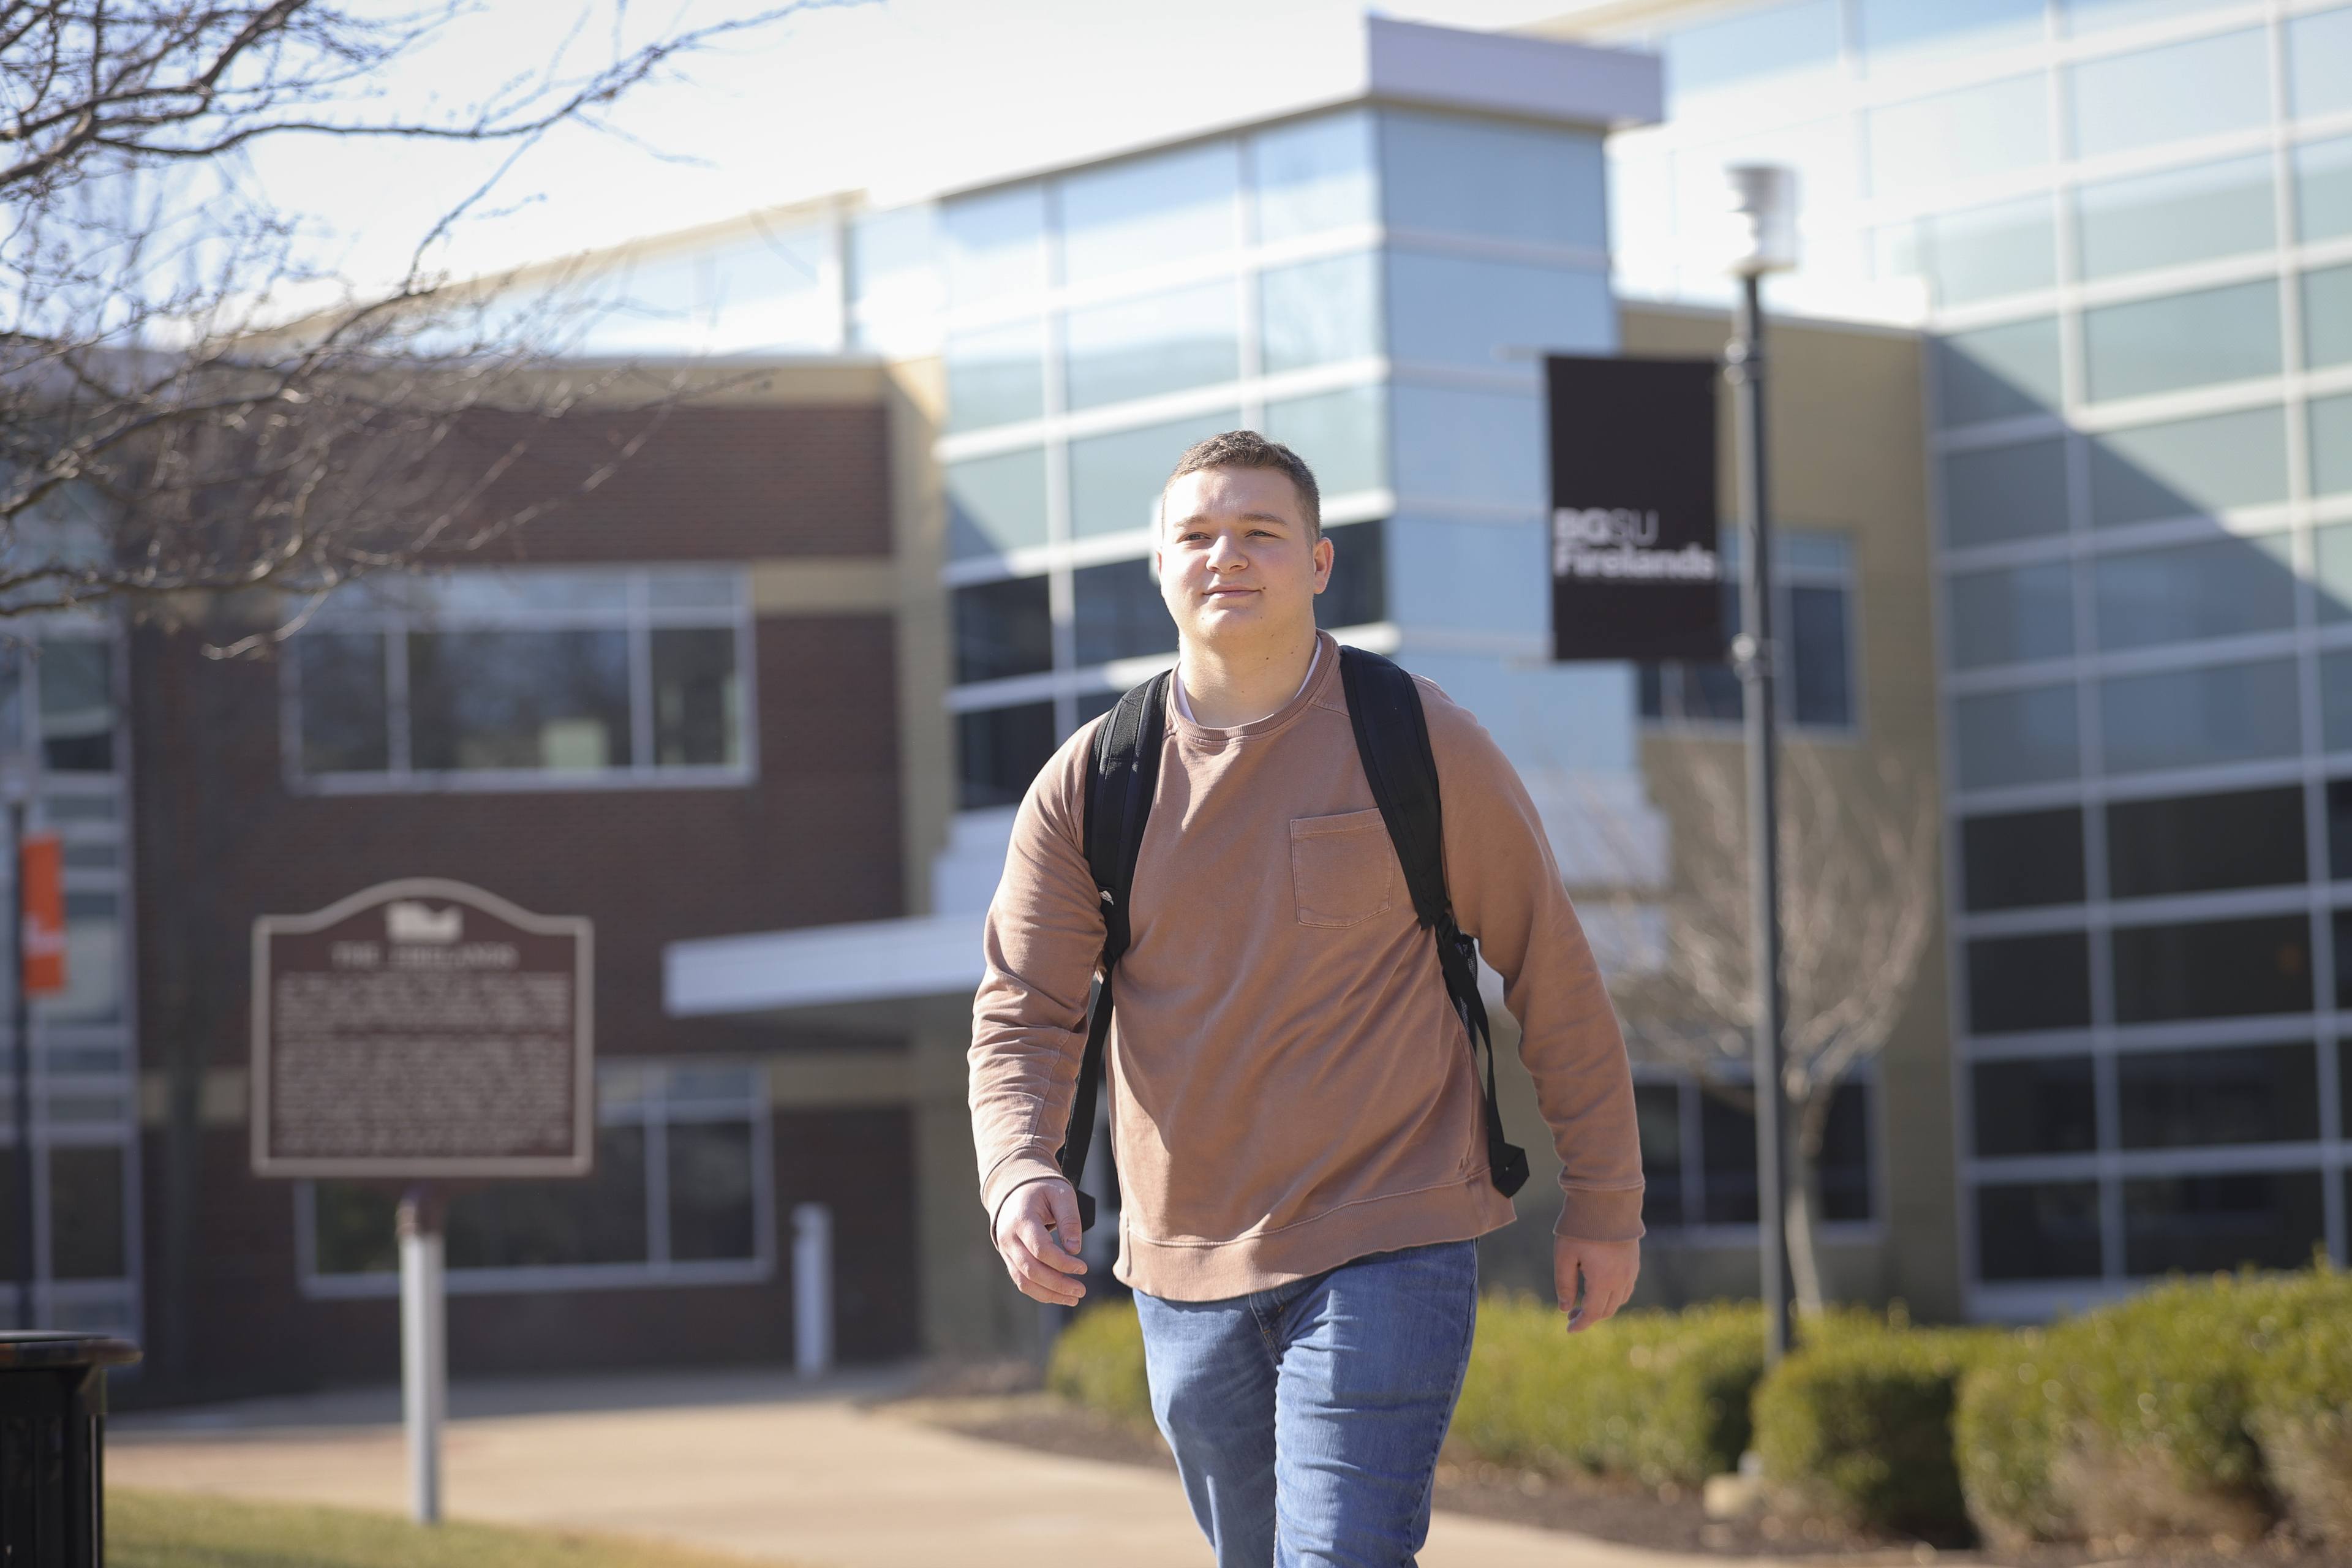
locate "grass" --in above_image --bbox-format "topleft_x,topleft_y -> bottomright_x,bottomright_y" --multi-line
108,1489 -> 768,1568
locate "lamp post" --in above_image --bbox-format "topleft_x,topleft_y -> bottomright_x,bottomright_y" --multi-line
0,735 -> 31,1333
1721,163 -> 1798,1365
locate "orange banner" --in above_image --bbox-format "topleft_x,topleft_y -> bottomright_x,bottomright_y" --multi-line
21,833 -> 65,997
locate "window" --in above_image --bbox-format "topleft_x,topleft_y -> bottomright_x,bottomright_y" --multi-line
2110,913 -> 2312,1023
1942,439 -> 2068,547
1973,1057 -> 2097,1158
1636,1074 -> 1873,1231
1069,410 -> 1240,540
2082,281 -> 2281,404
1250,110 -> 1376,243
1953,684 -> 2078,791
941,183 -> 1046,308
948,448 -> 1050,559
1657,0 -> 1840,109
2299,136 -> 2352,244
1316,520 -> 1387,630
1948,562 -> 2073,669
2118,1042 -> 2320,1150
1967,931 -> 2092,1035
1065,282 -> 1240,410
1260,253 -> 1380,374
2091,532 -> 2296,650
1072,558 -> 1174,666
2317,396 -> 2352,499
37,639 -> 112,772
2321,524 -> 2352,622
1263,386 -> 1385,500
2289,6 -> 2352,122
2122,1170 -> 2324,1276
2331,911 -> 2352,1008
1638,532 -> 1855,731
2106,785 -> 2304,899
1379,110 -> 1605,251
1058,141 -> 1237,286
1961,808 -> 2086,912
1937,318 -> 2062,428
290,568 -> 750,786
2088,406 -> 2289,527
1383,252 -> 1610,371
307,1063 -> 767,1289
2306,263 -> 2352,372
1867,75 -> 2049,194
1856,0 -> 2042,69
1902,195 -> 2057,308
2075,155 -> 2274,282
953,576 -> 1054,685
2063,0 -> 2225,34
2067,30 -> 2270,161
2326,650 -> 2352,752
944,321 -> 1046,432
2099,658 -> 2300,775
2327,781 -> 2352,878
1976,1181 -> 2101,1281
959,702 -> 1056,810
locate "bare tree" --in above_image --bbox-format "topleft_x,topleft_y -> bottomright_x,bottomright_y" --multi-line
1596,744 -> 1937,1314
0,0 -> 842,637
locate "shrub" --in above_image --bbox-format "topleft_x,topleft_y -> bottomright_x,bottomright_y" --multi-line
1754,1322 -> 2001,1540
2249,1303 -> 2352,1545
1045,1298 -> 1153,1430
1450,1297 -> 1766,1487
1957,1266 -> 2352,1548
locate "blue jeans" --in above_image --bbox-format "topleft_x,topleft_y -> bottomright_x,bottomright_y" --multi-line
1133,1239 -> 1479,1568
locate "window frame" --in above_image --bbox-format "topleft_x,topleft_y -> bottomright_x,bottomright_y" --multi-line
1638,527 -> 1862,737
1627,1062 -> 1882,1247
280,565 -> 760,794
295,1059 -> 775,1298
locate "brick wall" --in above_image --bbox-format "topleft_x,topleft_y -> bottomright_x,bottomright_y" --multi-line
126,399 -> 919,1400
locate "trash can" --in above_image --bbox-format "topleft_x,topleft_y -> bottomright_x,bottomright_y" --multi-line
0,1332 -> 140,1567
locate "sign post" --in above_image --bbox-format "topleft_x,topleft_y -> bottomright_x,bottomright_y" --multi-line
251,880 -> 592,1524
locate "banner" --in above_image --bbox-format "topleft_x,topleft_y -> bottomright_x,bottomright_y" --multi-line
21,833 -> 65,997
1547,355 -> 1726,662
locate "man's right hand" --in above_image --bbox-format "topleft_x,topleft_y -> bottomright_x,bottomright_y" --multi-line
991,1178 -> 1089,1305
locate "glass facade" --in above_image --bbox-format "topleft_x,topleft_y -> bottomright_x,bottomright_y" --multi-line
1604,0 -> 2352,1307
0,625 -> 136,1334
940,104 -> 1617,810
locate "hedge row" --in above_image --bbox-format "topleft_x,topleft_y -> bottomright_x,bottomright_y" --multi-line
1042,1265 -> 2352,1551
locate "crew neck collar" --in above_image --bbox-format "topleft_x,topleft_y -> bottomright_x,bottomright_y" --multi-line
1168,631 -> 1336,744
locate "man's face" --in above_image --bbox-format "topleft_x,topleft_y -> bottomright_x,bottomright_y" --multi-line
1155,465 -> 1333,649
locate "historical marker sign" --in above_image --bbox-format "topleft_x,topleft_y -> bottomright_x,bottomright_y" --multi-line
1547,354 -> 1726,663
251,879 -> 594,1178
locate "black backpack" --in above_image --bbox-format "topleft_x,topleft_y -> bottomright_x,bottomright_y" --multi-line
1057,644 -> 1531,1231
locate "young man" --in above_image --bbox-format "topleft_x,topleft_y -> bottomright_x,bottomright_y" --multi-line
970,431 -> 1643,1566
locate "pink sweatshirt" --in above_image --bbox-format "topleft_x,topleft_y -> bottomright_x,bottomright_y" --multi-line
970,631 -> 1645,1301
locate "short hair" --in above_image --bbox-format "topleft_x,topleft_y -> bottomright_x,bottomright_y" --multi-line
1159,429 -> 1322,540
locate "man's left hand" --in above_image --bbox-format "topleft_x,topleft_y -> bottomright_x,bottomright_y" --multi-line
1554,1235 -> 1639,1332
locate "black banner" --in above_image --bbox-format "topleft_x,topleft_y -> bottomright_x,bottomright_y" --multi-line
1547,355 -> 1724,663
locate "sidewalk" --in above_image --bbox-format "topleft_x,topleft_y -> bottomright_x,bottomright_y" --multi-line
109,1366 -> 1790,1568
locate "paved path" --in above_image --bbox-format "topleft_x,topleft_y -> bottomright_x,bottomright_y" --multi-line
110,1367 -> 1782,1568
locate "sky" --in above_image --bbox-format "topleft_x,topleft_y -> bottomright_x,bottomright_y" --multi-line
236,0 -> 1593,291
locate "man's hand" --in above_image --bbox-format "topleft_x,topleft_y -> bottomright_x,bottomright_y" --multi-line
1555,1235 -> 1639,1332
992,1178 -> 1089,1306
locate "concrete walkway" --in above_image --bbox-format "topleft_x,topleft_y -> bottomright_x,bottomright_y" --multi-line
109,1366 -> 1787,1568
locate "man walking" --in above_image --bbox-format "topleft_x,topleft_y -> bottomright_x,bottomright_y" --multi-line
970,431 -> 1645,1566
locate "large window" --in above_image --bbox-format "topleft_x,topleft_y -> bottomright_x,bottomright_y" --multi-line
1638,531 -> 1855,731
288,567 -> 752,789
306,1061 -> 769,1292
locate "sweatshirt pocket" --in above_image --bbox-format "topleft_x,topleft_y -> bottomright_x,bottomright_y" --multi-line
1290,809 -> 1396,928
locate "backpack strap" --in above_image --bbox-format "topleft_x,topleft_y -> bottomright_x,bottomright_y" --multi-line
1339,646 -> 1531,1199
1060,671 -> 1171,1232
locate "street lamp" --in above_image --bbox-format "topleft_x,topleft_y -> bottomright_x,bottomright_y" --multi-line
1721,163 -> 1798,1365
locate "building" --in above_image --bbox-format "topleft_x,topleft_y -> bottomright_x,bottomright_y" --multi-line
47,3 -> 2338,1400
1532,0 -> 2352,1318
